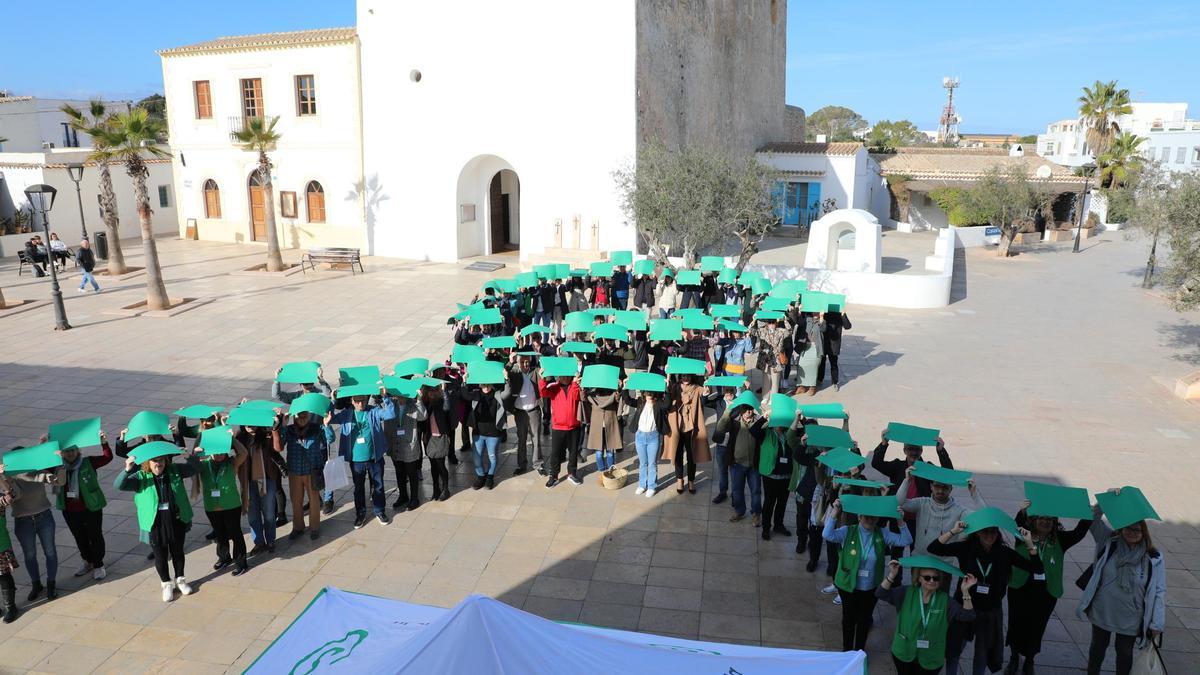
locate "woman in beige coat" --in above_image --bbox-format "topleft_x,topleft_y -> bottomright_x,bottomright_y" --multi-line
585,389 -> 622,476
662,376 -> 710,493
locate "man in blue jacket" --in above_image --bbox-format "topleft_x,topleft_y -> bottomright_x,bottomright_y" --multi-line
328,390 -> 396,529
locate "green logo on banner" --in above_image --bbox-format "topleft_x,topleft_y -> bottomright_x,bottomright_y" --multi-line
290,629 -> 369,675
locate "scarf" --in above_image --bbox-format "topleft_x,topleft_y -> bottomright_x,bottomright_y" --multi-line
64,454 -> 85,497
1112,537 -> 1147,593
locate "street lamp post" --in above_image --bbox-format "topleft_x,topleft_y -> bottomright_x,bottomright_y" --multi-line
24,184 -> 71,331
1072,162 -> 1096,254
66,162 -> 88,241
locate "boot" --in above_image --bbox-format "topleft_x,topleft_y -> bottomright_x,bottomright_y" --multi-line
1004,650 -> 1020,675
45,581 -> 57,600
1022,656 -> 1036,675
0,575 -> 18,624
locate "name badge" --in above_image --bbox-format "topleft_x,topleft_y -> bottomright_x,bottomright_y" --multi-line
779,456 -> 789,464
356,437 -> 366,444
916,639 -> 930,649
858,569 -> 871,577
395,429 -> 405,437
210,490 -> 221,498
66,491 -> 78,499
976,584 -> 990,595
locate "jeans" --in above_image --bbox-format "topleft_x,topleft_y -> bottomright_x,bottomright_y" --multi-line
512,407 -> 542,469
634,431 -> 659,490
533,310 -> 550,328
1086,625 -> 1136,675
593,450 -> 615,472
713,444 -> 730,496
612,294 -> 627,310
658,308 -> 674,319
351,458 -> 386,518
63,509 -> 105,569
729,463 -> 762,516
14,510 -> 57,585
473,434 -> 500,476
247,477 -> 278,546
78,269 -> 99,290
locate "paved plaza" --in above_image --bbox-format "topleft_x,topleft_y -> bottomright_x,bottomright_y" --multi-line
0,233 -> 1198,673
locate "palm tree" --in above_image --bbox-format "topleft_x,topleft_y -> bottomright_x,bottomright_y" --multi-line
233,116 -> 285,271
95,108 -> 172,310
1099,131 -> 1145,189
61,101 -> 129,274
1077,80 -> 1133,161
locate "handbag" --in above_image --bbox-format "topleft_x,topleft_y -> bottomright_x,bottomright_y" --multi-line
1131,635 -> 1168,675
322,459 -> 351,493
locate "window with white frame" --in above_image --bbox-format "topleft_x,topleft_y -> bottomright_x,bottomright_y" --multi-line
1176,147 -> 1186,164
1160,147 -> 1171,162
1193,147 -> 1200,163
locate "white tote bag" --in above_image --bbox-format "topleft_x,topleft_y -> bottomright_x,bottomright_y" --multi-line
1130,637 -> 1168,675
323,459 -> 351,493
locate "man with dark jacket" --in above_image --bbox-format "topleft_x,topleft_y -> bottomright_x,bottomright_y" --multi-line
871,431 -> 954,554
24,239 -> 47,277
631,274 -> 656,311
817,311 -> 851,391
506,353 -> 543,476
611,266 -> 631,310
715,403 -> 767,524
75,239 -> 100,292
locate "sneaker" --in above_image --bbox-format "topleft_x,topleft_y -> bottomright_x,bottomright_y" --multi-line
712,493 -> 727,505
74,563 -> 94,577
93,566 -> 107,581
752,514 -> 762,527
175,577 -> 194,596
773,525 -> 792,537
645,488 -> 656,498
322,500 -> 335,516
833,383 -> 840,392
376,513 -> 391,525
635,487 -> 646,495
26,582 -> 43,602
567,474 -> 582,486
161,581 -> 175,602
310,529 -> 321,541
545,476 -> 558,489
513,466 -> 528,476
288,528 -> 307,541
213,558 -> 233,571
353,516 -> 367,530
730,513 -> 746,523
472,476 -> 486,490
536,465 -> 548,476
821,583 -> 837,595
833,594 -> 842,605
76,287 -> 86,293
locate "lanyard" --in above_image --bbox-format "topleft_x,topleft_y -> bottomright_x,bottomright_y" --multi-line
917,592 -> 932,631
976,559 -> 992,580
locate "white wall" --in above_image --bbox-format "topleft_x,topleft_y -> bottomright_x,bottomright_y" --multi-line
0,98 -> 114,153
757,148 -> 871,212
161,40 -> 365,249
359,1 -> 639,262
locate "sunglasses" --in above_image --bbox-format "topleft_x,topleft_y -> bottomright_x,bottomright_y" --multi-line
919,575 -> 940,582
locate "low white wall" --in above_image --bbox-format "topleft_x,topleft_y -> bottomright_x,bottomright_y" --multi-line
952,225 -> 996,249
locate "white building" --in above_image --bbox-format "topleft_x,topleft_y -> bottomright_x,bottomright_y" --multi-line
755,142 -> 873,229
159,1 -> 789,262
1037,102 -> 1200,173
0,95 -> 130,153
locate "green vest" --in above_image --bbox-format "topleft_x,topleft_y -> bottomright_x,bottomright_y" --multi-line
834,525 -> 886,593
891,586 -> 950,669
758,431 -> 781,476
1010,536 -> 1064,598
199,460 -> 241,512
132,467 -> 193,534
0,515 -> 11,554
56,461 -> 107,512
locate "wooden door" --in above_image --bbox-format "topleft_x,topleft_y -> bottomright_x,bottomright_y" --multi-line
249,185 -> 266,241
488,174 -> 504,254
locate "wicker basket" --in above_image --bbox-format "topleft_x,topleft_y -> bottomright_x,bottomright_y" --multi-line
601,467 -> 629,490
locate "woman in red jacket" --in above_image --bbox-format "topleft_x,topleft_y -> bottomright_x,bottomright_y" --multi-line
539,373 -> 582,488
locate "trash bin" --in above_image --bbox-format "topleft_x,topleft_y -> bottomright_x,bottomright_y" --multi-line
94,231 -> 108,260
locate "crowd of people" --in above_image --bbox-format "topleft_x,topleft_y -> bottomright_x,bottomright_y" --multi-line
0,257 -> 1168,675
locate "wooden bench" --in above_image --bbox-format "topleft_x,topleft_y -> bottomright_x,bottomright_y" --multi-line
301,247 -> 364,275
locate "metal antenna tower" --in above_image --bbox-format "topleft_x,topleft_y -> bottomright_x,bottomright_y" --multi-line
937,77 -> 960,144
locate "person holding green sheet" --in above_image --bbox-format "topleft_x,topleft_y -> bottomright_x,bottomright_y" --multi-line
715,401 -> 765,524
188,435 -> 249,576
56,433 -> 114,582
0,474 -> 22,622
275,408 -> 331,539
789,310 -> 825,396
631,270 -> 656,310
823,496 -> 913,651
462,379 -> 514,490
817,309 -> 851,392
749,316 -> 790,399
384,389 -> 428,510
895,465 -> 985,574
759,412 -> 804,540
273,366 -> 335,515
662,375 -> 709,494
4,453 -> 63,602
1005,498 -> 1091,675
237,423 -> 283,555
877,558 -> 978,675
329,392 -> 396,529
583,384 -> 622,478
506,353 -> 544,476
115,447 -> 198,602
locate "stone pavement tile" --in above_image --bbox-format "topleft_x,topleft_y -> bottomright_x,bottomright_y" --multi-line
705,552 -> 754,574
409,580 -> 472,608
91,650 -> 169,674
522,595 -> 582,623
612,514 -> 659,532
706,535 -> 757,556
494,534 -> 554,558
152,657 -> 220,674
176,632 -> 255,665
602,528 -> 657,549
702,570 -> 760,595
1034,640 -> 1089,668
202,608 -> 275,639
538,558 -> 596,581
760,617 -> 825,648
651,548 -> 705,571
593,561 -> 650,585
584,581 -> 646,607
654,531 -> 706,552
318,552 -> 381,579
40,589 -> 119,620
643,585 -> 701,612
700,589 -> 760,617
580,601 -> 642,631
70,620 -> 142,651
544,539 -> 603,562
16,613 -> 88,643
597,543 -> 654,566
647,566 -> 704,591
151,602 -> 223,632
638,607 -> 700,636
32,643 -> 116,674
0,636 -> 59,670
96,596 -> 169,626
482,552 -> 544,576
472,569 -> 534,597
228,639 -> 273,673
513,504 -> 566,524
120,626 -> 196,658
658,516 -> 708,535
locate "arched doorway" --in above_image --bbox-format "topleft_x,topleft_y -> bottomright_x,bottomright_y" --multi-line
455,155 -> 519,258
247,171 -> 266,242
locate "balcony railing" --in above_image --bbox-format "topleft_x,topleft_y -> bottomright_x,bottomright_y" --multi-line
227,115 -> 264,142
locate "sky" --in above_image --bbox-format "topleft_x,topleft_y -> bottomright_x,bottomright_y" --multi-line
3,0 -> 1197,135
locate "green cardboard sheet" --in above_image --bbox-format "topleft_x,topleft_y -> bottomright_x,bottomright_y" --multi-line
240,399 -> 284,411
590,261 -> 614,277
570,268 -> 589,278
648,319 -> 683,342
533,264 -> 557,279
700,256 -> 725,272
452,301 -> 487,321
594,324 -> 629,342
676,270 -> 702,286
633,259 -> 656,276
728,390 -> 761,412
665,357 -> 706,376
482,336 -> 518,350
560,341 -> 598,355
899,555 -> 964,578
340,366 -> 381,388
767,394 -> 799,427
658,267 -> 675,279
718,320 -> 749,333
468,307 -> 503,325
227,405 -> 277,428
1024,481 -> 1093,520
736,270 -> 763,288
198,425 -> 234,456
127,411 -> 171,439
520,324 -> 550,337
129,440 -> 181,465
610,251 -> 633,266
798,402 -> 846,420
2,441 -> 63,473
886,422 -> 940,447
48,417 -> 102,450
565,311 -> 598,334
382,375 -> 419,398
717,268 -> 738,284
708,304 -> 741,318
912,461 -> 972,487
704,375 -> 746,388
288,393 -> 332,417
540,357 -> 579,378
750,277 -> 772,296
625,372 -> 666,392
769,279 -> 807,298
173,405 -> 224,420
754,310 -> 784,321
804,424 -> 853,449
581,364 -> 620,390
614,311 -> 648,331
761,296 -> 793,312
834,477 -> 890,490
337,384 -> 379,398
452,344 -> 486,364
276,360 -> 321,384
817,446 -> 866,473
554,264 -> 572,279
393,358 -> 430,378
465,361 -> 506,385
840,494 -> 900,519
515,271 -> 540,289
963,507 -> 1021,536
681,313 -> 715,331
1095,487 -> 1160,530
483,278 -> 518,294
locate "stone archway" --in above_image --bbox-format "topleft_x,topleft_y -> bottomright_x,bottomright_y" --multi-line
456,155 -> 519,258
803,209 -> 882,273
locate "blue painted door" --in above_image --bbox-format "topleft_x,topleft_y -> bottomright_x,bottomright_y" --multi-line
805,182 -> 821,226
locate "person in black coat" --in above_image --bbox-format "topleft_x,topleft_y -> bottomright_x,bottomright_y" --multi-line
23,239 -> 48,277
817,311 -> 851,391
75,239 -> 100,292
631,274 -> 657,311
